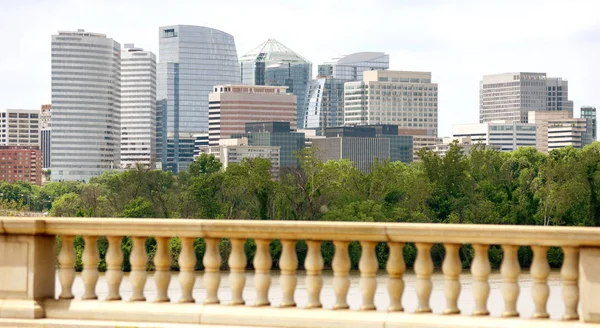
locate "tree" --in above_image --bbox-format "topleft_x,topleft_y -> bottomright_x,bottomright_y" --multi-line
50,193 -> 81,217
122,197 -> 157,218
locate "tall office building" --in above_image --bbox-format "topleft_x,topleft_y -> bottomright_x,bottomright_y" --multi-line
208,85 -> 297,146
121,44 -> 156,169
0,109 -> 40,146
239,39 -> 311,128
305,52 -> 390,136
344,70 -> 438,141
479,72 -> 573,123
40,104 -> 51,129
581,106 -> 597,141
51,30 -> 121,182
157,25 -> 239,172
40,105 -> 51,169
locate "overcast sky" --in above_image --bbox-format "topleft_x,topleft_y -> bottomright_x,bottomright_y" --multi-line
1,0 -> 598,137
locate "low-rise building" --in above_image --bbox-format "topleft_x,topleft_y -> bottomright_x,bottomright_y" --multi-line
312,125 -> 412,172
208,138 -> 280,178
547,118 -> 592,151
453,121 -> 537,152
431,137 -> 499,157
0,146 -> 42,186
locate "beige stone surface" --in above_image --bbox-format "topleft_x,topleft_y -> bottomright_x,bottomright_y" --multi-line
580,247 -> 600,323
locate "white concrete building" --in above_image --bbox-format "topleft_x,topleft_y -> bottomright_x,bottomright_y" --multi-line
208,138 -> 280,177
51,29 -> 121,181
453,121 -> 537,152
479,72 -> 572,123
548,118 -> 591,151
528,110 -> 573,153
0,109 -> 40,146
120,44 -> 156,169
344,70 -> 438,136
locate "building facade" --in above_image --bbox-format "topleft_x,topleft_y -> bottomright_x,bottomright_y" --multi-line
0,146 -> 42,186
304,53 -> 390,135
208,85 -> 297,146
40,104 -> 51,130
528,110 -> 573,153
194,133 -> 209,157
231,122 -> 305,169
239,39 -> 311,128
581,106 -> 597,141
208,138 -> 280,178
479,72 -> 573,123
313,125 -> 413,172
51,29 -> 121,182
40,130 -> 51,169
453,122 -> 537,152
343,70 -> 438,134
121,44 -> 156,169
0,109 -> 40,146
547,118 -> 592,151
157,25 -> 239,172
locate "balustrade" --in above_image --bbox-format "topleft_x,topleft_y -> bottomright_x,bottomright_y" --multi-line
0,218 -> 599,327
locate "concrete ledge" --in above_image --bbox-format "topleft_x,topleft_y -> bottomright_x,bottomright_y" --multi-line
0,299 -> 44,319
36,300 -> 600,328
0,318 -> 263,328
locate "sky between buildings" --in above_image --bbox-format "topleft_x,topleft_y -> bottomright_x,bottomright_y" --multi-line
1,0 -> 598,137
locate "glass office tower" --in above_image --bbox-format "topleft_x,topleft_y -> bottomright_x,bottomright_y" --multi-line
239,39 -> 311,128
157,25 -> 239,172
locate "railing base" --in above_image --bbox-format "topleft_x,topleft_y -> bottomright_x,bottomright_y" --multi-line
24,299 -> 596,328
0,299 -> 45,319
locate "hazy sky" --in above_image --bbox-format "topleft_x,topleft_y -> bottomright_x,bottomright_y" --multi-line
1,0 -> 599,137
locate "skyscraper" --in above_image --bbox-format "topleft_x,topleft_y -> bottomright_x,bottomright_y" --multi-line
157,25 -> 239,172
479,72 -> 572,123
239,39 -> 311,128
121,44 -> 156,169
51,30 -> 121,182
581,106 -> 597,141
305,52 -> 389,135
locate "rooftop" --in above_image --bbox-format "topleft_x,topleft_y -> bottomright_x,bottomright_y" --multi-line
240,39 -> 311,65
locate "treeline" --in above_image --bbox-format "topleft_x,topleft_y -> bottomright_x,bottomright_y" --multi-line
4,142 -> 600,271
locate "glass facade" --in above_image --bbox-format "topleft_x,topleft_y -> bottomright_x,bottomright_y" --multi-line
157,25 -> 239,172
51,30 -> 121,182
582,106 -> 597,141
305,53 -> 389,136
239,39 -> 311,129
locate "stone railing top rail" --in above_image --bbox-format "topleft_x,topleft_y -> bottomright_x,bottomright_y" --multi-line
2,217 -> 600,246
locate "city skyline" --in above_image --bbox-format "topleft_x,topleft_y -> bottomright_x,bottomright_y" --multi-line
0,0 -> 599,137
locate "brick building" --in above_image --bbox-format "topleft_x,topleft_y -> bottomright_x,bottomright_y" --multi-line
0,146 -> 42,186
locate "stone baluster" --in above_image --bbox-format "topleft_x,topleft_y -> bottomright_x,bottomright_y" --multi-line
471,244 -> 491,316
279,240 -> 298,307
253,239 -> 272,306
415,243 -> 433,313
105,236 -> 123,300
58,235 -> 76,299
332,241 -> 350,310
305,240 -> 323,308
178,237 -> 197,303
387,242 -> 405,312
129,236 -> 148,301
228,238 -> 246,305
442,243 -> 461,315
531,246 -> 550,319
82,236 -> 99,300
500,244 -> 520,317
359,241 -> 378,311
203,238 -> 221,304
154,237 -> 171,302
561,246 -> 579,321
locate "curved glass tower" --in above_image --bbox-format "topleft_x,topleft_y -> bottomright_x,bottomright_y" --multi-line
157,25 -> 239,172
239,39 -> 311,128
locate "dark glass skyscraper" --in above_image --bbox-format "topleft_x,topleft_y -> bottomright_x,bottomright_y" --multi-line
157,25 -> 239,172
582,106 -> 597,141
239,40 -> 311,129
